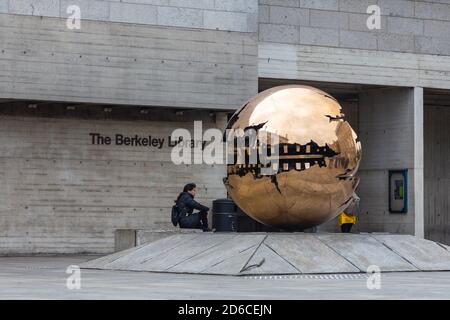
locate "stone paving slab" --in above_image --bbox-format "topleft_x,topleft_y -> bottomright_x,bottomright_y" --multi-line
169,234 -> 265,274
373,235 -> 450,271
241,243 -> 300,275
316,234 -> 418,272
263,234 -> 360,274
204,246 -> 258,275
80,243 -> 148,269
130,233 -> 233,272
104,234 -> 201,270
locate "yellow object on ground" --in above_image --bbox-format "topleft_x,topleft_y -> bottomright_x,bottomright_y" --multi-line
338,212 -> 357,226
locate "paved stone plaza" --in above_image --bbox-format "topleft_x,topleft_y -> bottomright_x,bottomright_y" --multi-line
1,256 -> 450,300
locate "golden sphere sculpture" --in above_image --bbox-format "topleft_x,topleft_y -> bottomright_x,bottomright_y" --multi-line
223,85 -> 362,230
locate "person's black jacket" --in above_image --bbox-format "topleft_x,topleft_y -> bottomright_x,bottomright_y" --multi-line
176,192 -> 209,215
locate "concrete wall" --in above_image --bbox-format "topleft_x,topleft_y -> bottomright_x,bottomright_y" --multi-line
259,0 -> 450,90
4,0 -> 258,32
0,13 -> 257,110
424,104 -> 450,245
356,87 -> 423,236
259,0 -> 450,55
0,106 -> 227,254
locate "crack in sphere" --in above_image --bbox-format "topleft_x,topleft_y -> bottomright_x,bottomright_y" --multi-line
223,85 -> 362,231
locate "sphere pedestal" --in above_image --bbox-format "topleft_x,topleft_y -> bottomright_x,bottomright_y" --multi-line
81,233 -> 450,275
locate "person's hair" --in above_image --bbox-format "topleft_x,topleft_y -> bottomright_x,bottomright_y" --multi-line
183,183 -> 196,193
175,183 -> 197,203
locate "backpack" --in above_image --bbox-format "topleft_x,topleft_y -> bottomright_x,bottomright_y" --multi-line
171,205 -> 185,226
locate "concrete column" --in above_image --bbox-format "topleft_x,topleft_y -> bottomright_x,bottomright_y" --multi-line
357,87 -> 424,237
414,87 -> 424,238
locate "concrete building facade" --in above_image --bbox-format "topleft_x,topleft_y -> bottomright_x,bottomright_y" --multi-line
0,0 -> 449,254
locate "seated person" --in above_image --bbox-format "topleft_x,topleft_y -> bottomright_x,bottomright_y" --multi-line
175,183 -> 212,232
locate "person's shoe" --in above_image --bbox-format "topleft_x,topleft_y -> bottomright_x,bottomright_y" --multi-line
202,228 -> 216,233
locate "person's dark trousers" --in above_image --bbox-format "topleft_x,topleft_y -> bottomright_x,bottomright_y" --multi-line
341,223 -> 353,233
179,210 -> 209,231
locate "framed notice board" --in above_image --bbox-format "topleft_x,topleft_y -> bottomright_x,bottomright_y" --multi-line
389,169 -> 408,214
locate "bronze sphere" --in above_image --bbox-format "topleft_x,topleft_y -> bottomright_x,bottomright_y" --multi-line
223,85 -> 362,230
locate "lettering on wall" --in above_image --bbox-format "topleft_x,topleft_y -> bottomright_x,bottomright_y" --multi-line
89,133 -> 207,149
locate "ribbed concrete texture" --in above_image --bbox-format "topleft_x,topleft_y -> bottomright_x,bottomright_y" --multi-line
80,233 -> 450,276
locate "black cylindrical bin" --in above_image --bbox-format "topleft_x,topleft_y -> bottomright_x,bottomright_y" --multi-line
212,198 -> 237,232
